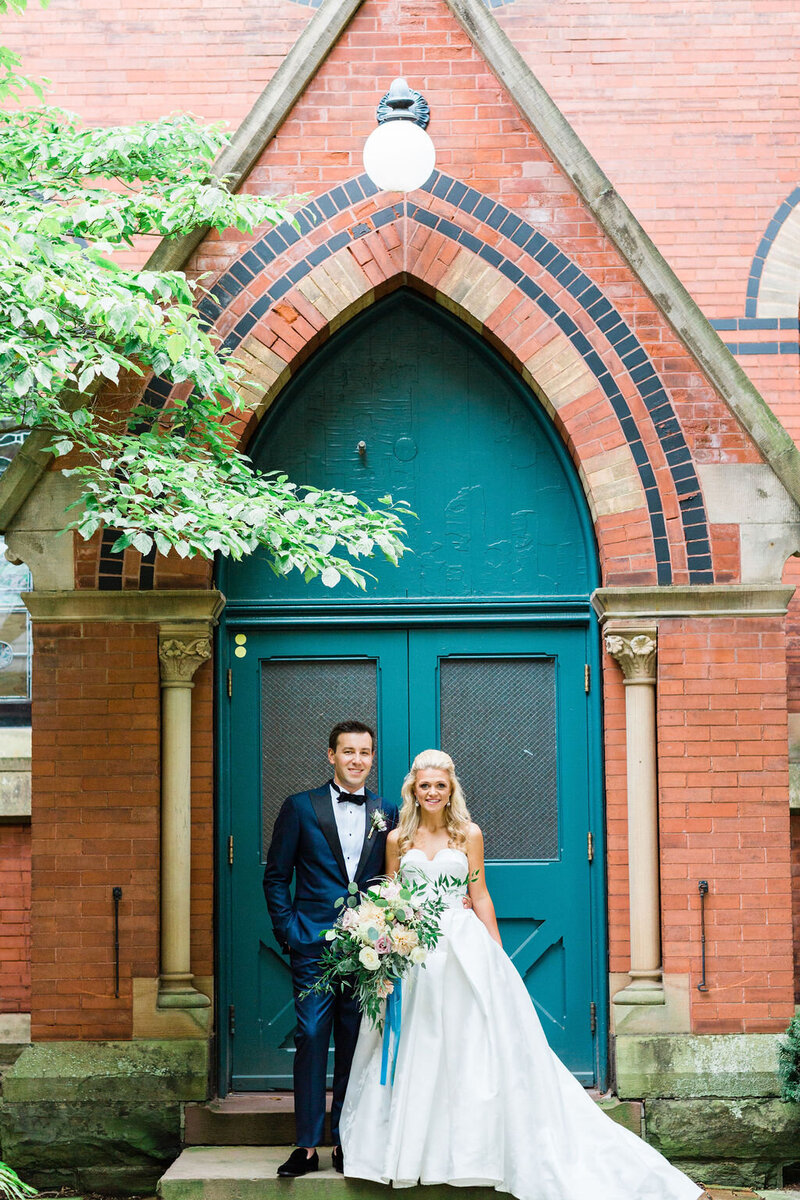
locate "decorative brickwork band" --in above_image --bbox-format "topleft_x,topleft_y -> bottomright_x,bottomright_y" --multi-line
157,623 -> 213,1009
605,625 -> 664,1006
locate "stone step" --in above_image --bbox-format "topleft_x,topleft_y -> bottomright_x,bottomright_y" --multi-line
183,1092 -> 641,1147
159,1146 -> 504,1200
184,1093 -> 332,1146
156,1147 -> 775,1200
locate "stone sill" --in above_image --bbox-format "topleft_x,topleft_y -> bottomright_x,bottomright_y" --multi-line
0,1012 -> 30,1043
0,727 -> 31,821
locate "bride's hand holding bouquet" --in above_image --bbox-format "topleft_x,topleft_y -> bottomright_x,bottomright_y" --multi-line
302,872 -> 463,1029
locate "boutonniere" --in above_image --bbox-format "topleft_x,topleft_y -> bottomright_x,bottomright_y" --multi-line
367,809 -> 388,839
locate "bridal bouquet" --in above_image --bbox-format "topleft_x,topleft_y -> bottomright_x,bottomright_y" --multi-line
305,873 -> 464,1031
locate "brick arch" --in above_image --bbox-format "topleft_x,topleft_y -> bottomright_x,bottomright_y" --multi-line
748,185 -> 800,319
97,173 -> 720,589
227,266 -> 658,588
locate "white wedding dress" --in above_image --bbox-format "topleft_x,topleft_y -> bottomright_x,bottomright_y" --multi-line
340,848 -> 702,1200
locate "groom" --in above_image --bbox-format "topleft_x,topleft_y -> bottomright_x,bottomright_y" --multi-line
264,720 -> 398,1178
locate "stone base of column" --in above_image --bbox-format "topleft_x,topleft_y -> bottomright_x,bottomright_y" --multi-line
613,971 -> 665,1007
158,973 -> 212,1010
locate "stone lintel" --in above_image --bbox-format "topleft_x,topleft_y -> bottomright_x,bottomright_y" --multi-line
592,585 -> 795,622
22,589 -> 226,624
614,1033 -> 784,1100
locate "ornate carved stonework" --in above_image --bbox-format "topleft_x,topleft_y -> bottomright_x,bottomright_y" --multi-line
158,630 -> 212,684
605,630 -> 657,684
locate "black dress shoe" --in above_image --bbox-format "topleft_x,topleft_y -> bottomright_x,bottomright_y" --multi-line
278,1148 -> 319,1177
332,1146 -> 344,1174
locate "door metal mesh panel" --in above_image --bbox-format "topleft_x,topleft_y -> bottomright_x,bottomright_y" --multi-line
261,658 -> 378,855
439,656 -> 558,860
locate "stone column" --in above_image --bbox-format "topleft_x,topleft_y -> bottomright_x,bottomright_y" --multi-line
157,624 -> 212,1009
605,626 -> 664,1005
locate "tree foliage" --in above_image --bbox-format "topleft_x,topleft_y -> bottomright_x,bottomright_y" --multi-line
0,1159 -> 36,1200
778,1012 -> 800,1102
0,7 -> 409,585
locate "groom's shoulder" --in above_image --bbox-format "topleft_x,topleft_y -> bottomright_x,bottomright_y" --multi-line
283,782 -> 330,808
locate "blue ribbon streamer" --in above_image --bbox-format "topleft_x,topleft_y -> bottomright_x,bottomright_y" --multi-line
380,979 -> 402,1086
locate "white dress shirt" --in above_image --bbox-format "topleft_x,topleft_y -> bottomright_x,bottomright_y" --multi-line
331,783 -> 367,881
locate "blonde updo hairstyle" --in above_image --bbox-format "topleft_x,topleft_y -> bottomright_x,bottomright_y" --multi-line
397,748 -> 471,857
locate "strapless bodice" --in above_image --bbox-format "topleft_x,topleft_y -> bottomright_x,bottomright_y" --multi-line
399,847 -> 468,908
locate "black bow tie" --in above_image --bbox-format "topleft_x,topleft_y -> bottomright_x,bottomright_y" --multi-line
334,785 -> 366,805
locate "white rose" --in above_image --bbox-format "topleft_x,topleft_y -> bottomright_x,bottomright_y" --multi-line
359,946 -> 380,971
410,946 -> 427,965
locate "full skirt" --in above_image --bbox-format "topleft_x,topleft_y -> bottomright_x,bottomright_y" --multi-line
340,908 -> 702,1200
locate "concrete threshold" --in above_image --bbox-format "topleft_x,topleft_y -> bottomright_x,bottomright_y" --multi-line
158,1148 -> 800,1200
159,1147 -> 524,1200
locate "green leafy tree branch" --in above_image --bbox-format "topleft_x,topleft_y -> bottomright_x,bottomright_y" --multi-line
0,7 -> 409,585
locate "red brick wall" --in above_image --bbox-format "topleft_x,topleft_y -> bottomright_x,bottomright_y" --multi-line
8,0 -> 800,1033
604,616 -> 795,1030
658,617 -> 794,1031
30,622 -> 160,1038
29,621 -> 214,1037
0,825 -> 31,1013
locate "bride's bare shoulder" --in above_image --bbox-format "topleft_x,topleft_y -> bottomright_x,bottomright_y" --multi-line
466,822 -> 484,846
386,827 -> 400,846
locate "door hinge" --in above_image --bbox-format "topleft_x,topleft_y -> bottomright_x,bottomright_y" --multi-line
228,834 -> 234,866
584,663 -> 591,693
228,1004 -> 236,1036
587,831 -> 594,862
590,1000 -> 597,1035
227,668 -> 232,698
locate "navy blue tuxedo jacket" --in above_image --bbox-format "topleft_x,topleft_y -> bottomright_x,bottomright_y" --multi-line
263,783 -> 398,956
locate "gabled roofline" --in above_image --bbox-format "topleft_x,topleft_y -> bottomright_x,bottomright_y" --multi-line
4,0 -> 799,530
444,0 -> 800,502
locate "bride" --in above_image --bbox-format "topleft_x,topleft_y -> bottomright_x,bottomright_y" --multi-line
340,749 -> 705,1200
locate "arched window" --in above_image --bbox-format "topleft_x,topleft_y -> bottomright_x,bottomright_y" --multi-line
0,539 -> 31,726
0,429 -> 32,726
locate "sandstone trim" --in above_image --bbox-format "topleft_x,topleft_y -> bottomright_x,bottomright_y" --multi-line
22,590 -> 226,623
592,585 -> 796,620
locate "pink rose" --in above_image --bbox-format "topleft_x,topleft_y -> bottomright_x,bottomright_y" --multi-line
375,935 -> 391,954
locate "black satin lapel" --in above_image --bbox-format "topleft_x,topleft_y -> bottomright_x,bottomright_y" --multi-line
354,794 -> 381,882
310,787 -> 349,884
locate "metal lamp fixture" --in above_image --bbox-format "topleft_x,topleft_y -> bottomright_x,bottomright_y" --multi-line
362,78 -> 436,193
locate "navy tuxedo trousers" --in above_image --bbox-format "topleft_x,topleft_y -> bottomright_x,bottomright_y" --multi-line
290,949 -> 361,1148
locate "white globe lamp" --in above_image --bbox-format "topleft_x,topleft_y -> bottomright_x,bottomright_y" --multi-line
362,78 -> 436,193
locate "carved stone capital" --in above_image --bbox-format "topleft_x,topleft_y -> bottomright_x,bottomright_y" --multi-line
605,627 -> 657,685
158,624 -> 212,685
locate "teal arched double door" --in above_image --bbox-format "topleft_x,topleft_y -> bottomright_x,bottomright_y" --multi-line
217,291 -> 606,1092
